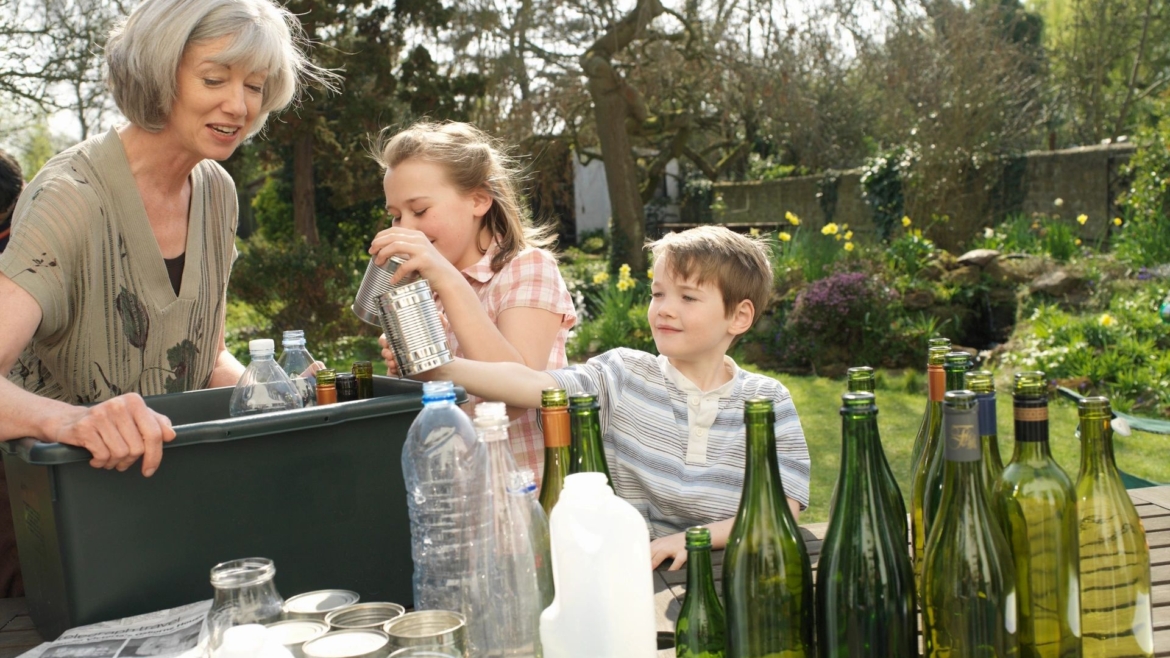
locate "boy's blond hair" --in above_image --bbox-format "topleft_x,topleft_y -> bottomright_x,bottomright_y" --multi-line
647,226 -> 774,324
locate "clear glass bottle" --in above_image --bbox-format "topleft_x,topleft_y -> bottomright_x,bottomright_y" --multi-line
200,557 -> 284,656
922,390 -> 1018,657
816,392 -> 915,657
228,339 -> 304,417
510,468 -> 555,611
676,526 -> 726,658
723,398 -> 815,657
276,330 -> 318,407
402,381 -> 480,615
996,371 -> 1081,658
467,402 -> 542,657
910,337 -> 951,469
539,389 -> 571,516
1076,396 -> 1154,657
965,369 -> 1004,500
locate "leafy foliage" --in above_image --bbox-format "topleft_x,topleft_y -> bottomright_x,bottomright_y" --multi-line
861,148 -> 911,240
1116,99 -> 1170,266
566,268 -> 655,359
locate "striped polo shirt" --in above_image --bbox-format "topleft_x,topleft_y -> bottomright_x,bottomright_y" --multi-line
549,348 -> 811,539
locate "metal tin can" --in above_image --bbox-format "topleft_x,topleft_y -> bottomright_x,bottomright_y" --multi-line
282,589 -> 360,621
302,629 -> 392,658
353,256 -> 411,326
266,619 -> 330,658
325,602 -> 406,630
376,281 -> 452,376
383,611 -> 466,655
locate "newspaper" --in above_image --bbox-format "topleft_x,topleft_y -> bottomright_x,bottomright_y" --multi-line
18,600 -> 212,658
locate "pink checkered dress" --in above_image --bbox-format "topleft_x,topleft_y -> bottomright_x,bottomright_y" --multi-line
438,247 -> 577,483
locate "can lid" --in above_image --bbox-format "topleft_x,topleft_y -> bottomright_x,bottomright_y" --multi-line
303,630 -> 389,657
266,620 -> 330,645
249,338 -> 275,353
284,590 -> 360,615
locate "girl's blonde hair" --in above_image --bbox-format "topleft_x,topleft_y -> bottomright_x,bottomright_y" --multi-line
375,121 -> 554,272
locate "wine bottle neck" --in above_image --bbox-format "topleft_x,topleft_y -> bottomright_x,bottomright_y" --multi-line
541,407 -> 571,448
1012,394 -> 1052,458
743,412 -> 788,508
838,412 -> 881,506
928,365 -> 945,402
685,543 -> 716,595
1078,414 -> 1118,476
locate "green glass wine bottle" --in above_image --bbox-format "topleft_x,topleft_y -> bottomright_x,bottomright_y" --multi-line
912,348 -> 967,591
816,392 -> 916,657
965,369 -> 1004,499
910,337 -> 951,470
676,526 -> 726,658
843,366 -> 909,543
568,393 -> 612,486
995,372 -> 1081,658
923,390 -> 1019,657
1076,396 -> 1154,658
539,388 -> 572,515
723,398 -> 815,658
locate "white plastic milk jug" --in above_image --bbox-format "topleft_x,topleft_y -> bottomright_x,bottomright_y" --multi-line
539,472 -> 657,658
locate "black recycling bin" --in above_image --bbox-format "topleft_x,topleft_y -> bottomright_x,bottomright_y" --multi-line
1,376 -> 462,640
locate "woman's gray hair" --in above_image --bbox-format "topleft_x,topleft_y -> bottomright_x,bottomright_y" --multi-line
105,0 -> 335,136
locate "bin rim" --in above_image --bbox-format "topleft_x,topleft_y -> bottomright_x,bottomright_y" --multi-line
1,377 -> 466,466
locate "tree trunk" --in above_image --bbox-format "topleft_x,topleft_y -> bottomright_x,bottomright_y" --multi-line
579,0 -> 664,274
293,132 -> 319,245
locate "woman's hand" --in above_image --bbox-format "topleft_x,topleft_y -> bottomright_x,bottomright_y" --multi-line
368,227 -> 463,292
50,393 -> 177,477
650,532 -> 689,571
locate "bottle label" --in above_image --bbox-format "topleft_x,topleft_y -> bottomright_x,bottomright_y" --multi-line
1013,396 -> 1048,441
929,366 -> 945,402
541,410 -> 571,448
976,392 -> 996,437
944,405 -> 981,461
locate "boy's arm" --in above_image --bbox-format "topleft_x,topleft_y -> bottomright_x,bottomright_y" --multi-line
420,357 -> 557,410
649,498 -> 802,571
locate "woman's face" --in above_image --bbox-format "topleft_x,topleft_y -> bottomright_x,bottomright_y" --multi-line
167,36 -> 267,161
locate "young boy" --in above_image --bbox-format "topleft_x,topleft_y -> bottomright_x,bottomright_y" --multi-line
393,225 -> 810,571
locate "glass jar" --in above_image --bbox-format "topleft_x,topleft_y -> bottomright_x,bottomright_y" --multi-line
201,558 -> 284,657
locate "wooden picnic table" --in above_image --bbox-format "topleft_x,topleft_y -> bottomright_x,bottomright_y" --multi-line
5,484 -> 1170,657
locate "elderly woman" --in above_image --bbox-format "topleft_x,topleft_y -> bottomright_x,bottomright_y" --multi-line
0,0 -> 330,480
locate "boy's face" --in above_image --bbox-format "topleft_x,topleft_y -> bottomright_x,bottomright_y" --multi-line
648,259 -> 752,364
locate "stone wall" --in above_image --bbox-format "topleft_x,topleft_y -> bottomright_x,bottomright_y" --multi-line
712,143 -> 1135,242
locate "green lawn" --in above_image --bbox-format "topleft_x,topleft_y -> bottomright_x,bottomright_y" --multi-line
748,368 -> 1170,523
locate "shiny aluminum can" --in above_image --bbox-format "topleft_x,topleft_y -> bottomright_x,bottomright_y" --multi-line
282,589 -> 361,621
377,280 -> 452,376
266,619 -> 330,658
353,256 -> 411,325
388,648 -> 462,658
383,611 -> 466,656
325,602 -> 406,630
302,629 -> 392,658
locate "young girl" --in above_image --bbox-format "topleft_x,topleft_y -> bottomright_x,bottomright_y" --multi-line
369,121 -> 576,480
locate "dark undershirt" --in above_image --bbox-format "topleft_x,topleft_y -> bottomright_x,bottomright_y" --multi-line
164,253 -> 185,295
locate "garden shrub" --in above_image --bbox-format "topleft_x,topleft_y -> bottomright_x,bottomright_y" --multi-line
774,271 -> 903,372
861,148 -> 911,240
229,236 -> 368,347
566,265 -> 655,359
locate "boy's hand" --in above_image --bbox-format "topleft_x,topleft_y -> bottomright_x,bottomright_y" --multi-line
650,532 -> 688,571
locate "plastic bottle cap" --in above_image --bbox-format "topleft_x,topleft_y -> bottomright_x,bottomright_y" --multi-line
474,401 -> 507,421
249,339 -> 275,353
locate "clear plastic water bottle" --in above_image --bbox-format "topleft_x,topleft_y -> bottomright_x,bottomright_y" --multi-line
402,381 -> 481,615
467,402 -> 543,657
276,330 -> 318,407
228,339 -> 304,417
508,468 -> 555,611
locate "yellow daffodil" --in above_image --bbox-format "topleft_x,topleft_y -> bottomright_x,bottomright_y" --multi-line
647,268 -> 654,279
785,211 -> 801,226
619,263 -> 631,277
901,216 -> 912,227
616,278 -> 635,292
1075,239 -> 1083,246
1077,214 -> 1088,225
778,232 -> 792,242
749,227 -> 760,236
593,271 -> 610,284
835,233 -> 843,241
844,242 -> 855,252
1098,313 -> 1117,327
822,222 -> 840,236
1113,217 -> 1123,226
844,230 -> 853,240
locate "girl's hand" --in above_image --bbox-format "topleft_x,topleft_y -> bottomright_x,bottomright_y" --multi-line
650,532 -> 688,571
368,227 -> 462,291
379,334 -> 401,378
